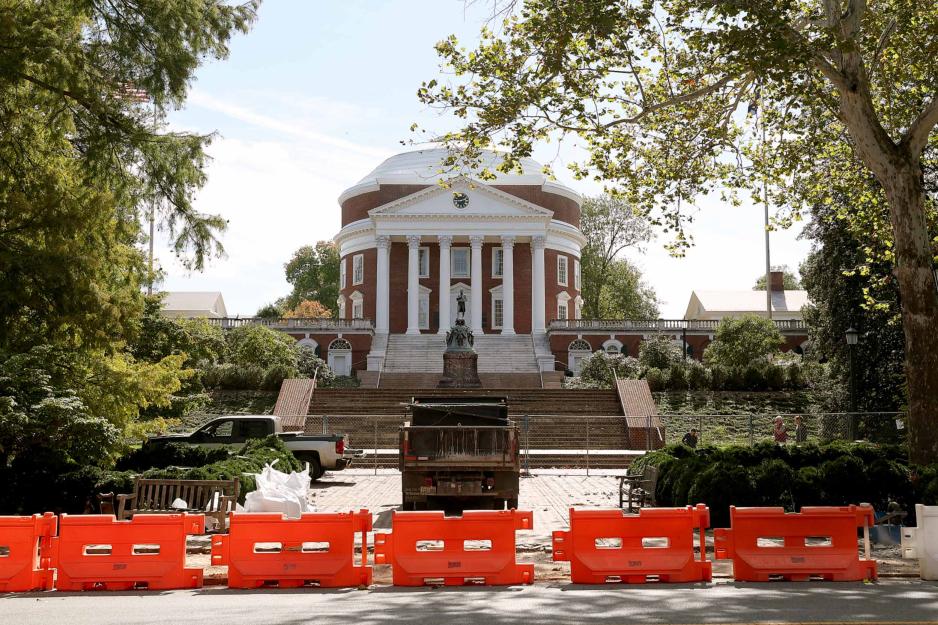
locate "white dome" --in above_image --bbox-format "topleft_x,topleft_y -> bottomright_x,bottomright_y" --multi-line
339,148 -> 580,204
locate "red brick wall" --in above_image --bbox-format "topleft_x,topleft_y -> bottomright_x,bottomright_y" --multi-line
339,248 -> 377,322
544,249 -> 581,324
493,185 -> 581,228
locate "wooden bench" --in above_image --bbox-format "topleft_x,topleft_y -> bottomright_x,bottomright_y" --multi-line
116,478 -> 240,531
618,465 -> 658,512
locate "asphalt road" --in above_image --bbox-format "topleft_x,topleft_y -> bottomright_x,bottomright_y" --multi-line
3,581 -> 938,625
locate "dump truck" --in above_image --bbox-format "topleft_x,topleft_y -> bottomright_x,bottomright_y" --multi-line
399,396 -> 520,511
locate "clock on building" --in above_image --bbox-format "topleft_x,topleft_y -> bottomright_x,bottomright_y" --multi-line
452,192 -> 470,209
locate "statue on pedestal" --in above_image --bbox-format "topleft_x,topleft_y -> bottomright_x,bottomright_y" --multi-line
439,289 -> 481,387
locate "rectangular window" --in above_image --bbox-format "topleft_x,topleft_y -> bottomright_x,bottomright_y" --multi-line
574,259 -> 580,290
492,247 -> 504,278
492,298 -> 504,329
418,247 -> 430,278
557,255 -> 568,286
418,294 -> 430,329
451,248 -> 469,277
352,254 -> 364,285
558,302 -> 568,320
340,258 -> 347,289
352,299 -> 363,319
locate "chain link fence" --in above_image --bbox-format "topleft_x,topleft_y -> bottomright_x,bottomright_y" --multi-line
298,412 -> 908,473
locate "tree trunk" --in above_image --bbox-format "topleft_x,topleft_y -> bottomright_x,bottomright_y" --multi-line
881,162 -> 938,465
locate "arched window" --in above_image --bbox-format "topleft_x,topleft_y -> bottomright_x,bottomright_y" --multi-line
568,339 -> 592,351
603,339 -> 624,354
327,338 -> 353,376
329,338 -> 352,351
567,339 -> 593,375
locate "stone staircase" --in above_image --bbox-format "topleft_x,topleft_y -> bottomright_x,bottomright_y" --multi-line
305,387 -> 634,468
473,335 -> 540,373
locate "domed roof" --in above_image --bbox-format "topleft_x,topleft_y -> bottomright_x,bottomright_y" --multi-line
339,148 -> 580,204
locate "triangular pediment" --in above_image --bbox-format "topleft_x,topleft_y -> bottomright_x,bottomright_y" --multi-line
368,178 -> 553,219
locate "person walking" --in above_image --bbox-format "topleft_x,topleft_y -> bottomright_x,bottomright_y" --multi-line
794,415 -> 808,444
681,428 -> 699,448
773,416 -> 788,444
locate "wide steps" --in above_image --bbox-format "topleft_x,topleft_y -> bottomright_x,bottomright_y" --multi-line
382,334 -> 540,374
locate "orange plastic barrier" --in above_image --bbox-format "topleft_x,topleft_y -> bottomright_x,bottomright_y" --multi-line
553,504 -> 711,584
374,510 -> 534,586
212,510 -> 372,588
51,513 -> 204,591
714,505 -> 877,582
0,513 -> 56,592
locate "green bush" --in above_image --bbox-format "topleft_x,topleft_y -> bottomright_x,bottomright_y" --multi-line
643,367 -> 669,392
218,363 -> 264,390
640,442 -> 932,526
260,364 -> 298,391
668,363 -> 688,390
742,365 -> 765,390
116,442 -> 231,471
786,363 -> 807,389
762,364 -> 786,391
686,361 -> 711,390
639,335 -> 682,369
297,346 -> 335,385
226,324 -> 299,370
703,314 -> 784,369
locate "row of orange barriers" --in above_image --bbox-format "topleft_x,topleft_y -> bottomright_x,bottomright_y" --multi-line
0,505 -> 877,591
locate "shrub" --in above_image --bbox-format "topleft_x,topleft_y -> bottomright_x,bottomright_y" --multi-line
226,324 -> 299,370
219,364 -> 265,390
762,364 -> 786,391
643,367 -> 669,392
708,364 -> 728,390
742,365 -> 765,390
686,360 -> 711,390
668,363 -> 688,390
260,364 -> 298,391
786,363 -> 807,389
297,346 -> 335,385
703,314 -> 784,369
117,441 -> 231,471
575,351 -> 642,388
639,334 -> 682,369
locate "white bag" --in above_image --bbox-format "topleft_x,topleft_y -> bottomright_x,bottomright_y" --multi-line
242,461 -> 314,518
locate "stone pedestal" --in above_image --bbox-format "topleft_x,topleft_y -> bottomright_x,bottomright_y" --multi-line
437,351 -> 482,388
437,318 -> 482,388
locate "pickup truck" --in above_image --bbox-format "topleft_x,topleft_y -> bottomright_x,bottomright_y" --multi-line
147,415 -> 360,480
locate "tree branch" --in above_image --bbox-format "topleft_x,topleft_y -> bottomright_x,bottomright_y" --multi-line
904,96 -> 938,158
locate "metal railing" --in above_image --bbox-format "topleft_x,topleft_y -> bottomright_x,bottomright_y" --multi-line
205,317 -> 374,331
548,318 -> 808,332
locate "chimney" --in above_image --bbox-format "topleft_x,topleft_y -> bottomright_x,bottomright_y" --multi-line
769,270 -> 785,292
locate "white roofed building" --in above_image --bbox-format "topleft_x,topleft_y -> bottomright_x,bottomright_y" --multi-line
160,291 -> 228,319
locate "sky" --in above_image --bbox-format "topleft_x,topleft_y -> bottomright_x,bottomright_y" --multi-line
158,0 -> 813,318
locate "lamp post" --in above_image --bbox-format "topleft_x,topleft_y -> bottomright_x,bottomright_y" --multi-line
845,326 -> 859,440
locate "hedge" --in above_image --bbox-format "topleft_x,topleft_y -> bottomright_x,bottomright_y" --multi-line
632,441 -> 937,527
0,436 -> 302,514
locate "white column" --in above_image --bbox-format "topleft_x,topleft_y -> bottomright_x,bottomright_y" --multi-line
375,235 -> 390,333
406,235 -> 421,335
437,235 -> 452,333
500,236 -> 515,335
469,235 -> 484,334
532,235 -> 546,333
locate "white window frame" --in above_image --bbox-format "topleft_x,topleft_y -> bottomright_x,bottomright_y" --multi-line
574,259 -> 580,291
574,295 -> 583,320
418,292 -> 430,330
340,257 -> 347,289
352,253 -> 364,285
557,255 -> 568,287
603,339 -> 624,354
492,247 -> 504,278
349,291 -> 363,319
337,295 -> 346,319
489,285 -> 504,329
418,246 -> 430,278
492,298 -> 504,329
556,291 -> 571,320
451,247 -> 470,278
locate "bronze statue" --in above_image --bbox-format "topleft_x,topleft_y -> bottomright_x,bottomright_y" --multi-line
456,290 -> 467,320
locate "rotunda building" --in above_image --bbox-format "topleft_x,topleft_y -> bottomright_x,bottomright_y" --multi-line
334,148 -> 585,350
